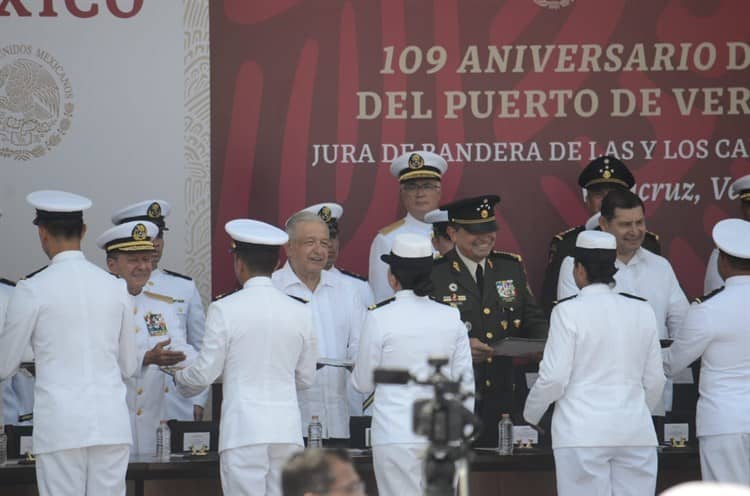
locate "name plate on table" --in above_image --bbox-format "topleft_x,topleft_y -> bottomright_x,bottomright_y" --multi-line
492,338 -> 546,357
513,426 -> 539,446
183,432 -> 211,452
665,423 -> 689,446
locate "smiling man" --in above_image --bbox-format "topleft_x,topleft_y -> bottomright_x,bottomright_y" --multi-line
430,195 -> 548,447
368,150 -> 447,302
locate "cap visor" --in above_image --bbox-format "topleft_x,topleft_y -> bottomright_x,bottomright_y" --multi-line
459,221 -> 497,234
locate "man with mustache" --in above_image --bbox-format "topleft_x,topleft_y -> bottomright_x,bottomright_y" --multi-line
430,195 -> 548,447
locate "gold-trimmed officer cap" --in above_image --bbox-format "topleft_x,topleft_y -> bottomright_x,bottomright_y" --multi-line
730,174 -> 750,202
440,195 -> 500,234
96,221 -> 158,253
713,218 -> 750,259
225,219 -> 289,250
300,202 -> 343,238
390,150 -> 447,183
26,190 -> 92,226
111,200 -> 171,230
578,156 -> 635,190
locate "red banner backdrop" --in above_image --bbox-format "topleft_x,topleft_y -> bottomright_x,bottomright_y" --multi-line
210,0 -> 750,299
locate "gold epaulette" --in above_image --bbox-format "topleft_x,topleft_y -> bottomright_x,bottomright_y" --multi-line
491,250 -> 522,262
554,226 -> 580,241
693,286 -> 724,304
647,231 -> 660,241
378,218 -> 405,236
143,290 -> 183,304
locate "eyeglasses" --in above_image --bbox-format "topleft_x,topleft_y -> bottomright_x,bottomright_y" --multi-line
325,480 -> 366,495
401,182 -> 441,192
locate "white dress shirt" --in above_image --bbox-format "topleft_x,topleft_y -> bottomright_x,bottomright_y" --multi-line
176,276 -> 318,451
127,290 -> 198,454
148,268 -> 208,419
0,251 -> 137,455
273,262 -> 365,438
703,248 -> 723,294
663,275 -> 750,437
524,284 -> 665,448
368,213 -> 432,302
351,290 -> 474,445
329,266 -> 375,308
557,247 -> 689,339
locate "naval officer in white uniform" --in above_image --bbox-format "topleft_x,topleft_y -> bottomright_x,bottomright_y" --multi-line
0,191 -> 138,496
368,150 -> 447,302
175,219 -> 318,496
352,233 -> 474,496
525,230 -> 666,496
111,199 -> 208,421
97,221 -> 192,455
664,218 -> 750,485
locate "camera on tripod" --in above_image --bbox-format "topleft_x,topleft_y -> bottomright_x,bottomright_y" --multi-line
374,356 -> 480,496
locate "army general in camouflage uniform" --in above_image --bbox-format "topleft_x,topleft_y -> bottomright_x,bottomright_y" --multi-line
430,195 -> 548,447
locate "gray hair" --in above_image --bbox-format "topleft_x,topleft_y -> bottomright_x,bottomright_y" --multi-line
281,449 -> 351,496
285,211 -> 327,240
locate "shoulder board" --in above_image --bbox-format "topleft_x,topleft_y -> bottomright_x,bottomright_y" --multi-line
368,297 -> 395,311
619,292 -> 647,302
288,294 -> 309,304
646,231 -> 659,241
433,254 -> 451,265
0,278 -> 16,287
213,288 -> 239,301
552,294 -> 577,306
163,269 -> 193,281
338,268 -> 367,282
554,225 -> 583,241
143,290 -> 179,304
378,218 -> 405,236
693,286 -> 724,304
491,250 -> 522,263
23,266 -> 48,279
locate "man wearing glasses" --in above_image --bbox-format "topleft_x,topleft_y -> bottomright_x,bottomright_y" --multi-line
368,150 -> 447,302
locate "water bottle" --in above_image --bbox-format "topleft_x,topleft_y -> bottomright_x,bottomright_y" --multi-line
0,425 -> 7,465
307,416 -> 323,448
497,413 -> 514,455
155,420 -> 171,461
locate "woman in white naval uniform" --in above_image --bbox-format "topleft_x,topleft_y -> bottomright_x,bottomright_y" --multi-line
525,231 -> 666,496
97,221 -> 195,455
175,219 -> 318,496
352,233 -> 474,496
0,191 -> 139,496
665,219 -> 750,485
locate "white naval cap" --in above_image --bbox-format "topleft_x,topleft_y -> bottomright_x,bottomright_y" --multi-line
660,481 -> 750,496
381,233 -> 433,266
301,202 -> 343,222
730,174 -> 750,201
390,150 -> 448,183
111,200 -> 171,230
96,220 -> 158,253
225,219 -> 288,248
712,218 -> 750,259
27,190 -> 92,225
424,208 -> 449,225
575,230 -> 616,250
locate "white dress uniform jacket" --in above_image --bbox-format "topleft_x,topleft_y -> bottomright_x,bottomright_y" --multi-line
524,284 -> 666,448
0,280 -> 11,426
128,290 -> 198,454
351,290 -> 475,445
273,262 -> 365,438
703,248 -> 723,294
557,247 -> 689,339
0,251 -> 138,455
368,213 -> 432,302
663,276 -> 750,438
147,268 -> 208,420
175,276 -> 318,451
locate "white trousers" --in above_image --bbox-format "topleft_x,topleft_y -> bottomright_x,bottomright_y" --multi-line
554,446 -> 657,496
35,444 -> 130,496
373,443 -> 427,496
699,433 -> 750,485
220,443 -> 300,496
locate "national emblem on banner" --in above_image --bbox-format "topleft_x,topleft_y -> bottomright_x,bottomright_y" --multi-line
534,0 -> 575,10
